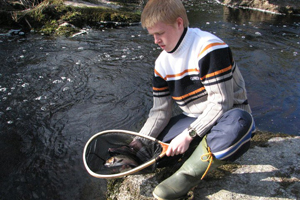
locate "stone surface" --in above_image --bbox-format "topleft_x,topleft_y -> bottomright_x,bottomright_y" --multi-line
216,0 -> 300,15
107,136 -> 300,200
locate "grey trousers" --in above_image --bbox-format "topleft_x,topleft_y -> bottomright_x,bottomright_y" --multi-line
157,108 -> 255,163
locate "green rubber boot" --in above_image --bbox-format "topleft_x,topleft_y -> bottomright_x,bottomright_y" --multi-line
153,136 -> 224,200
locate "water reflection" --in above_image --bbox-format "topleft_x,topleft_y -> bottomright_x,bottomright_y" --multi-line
0,1 -> 299,199
223,6 -> 299,24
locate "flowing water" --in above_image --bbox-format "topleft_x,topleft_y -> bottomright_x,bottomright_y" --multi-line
0,1 -> 299,199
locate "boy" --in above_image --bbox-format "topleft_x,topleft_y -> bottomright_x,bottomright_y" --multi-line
139,0 -> 255,199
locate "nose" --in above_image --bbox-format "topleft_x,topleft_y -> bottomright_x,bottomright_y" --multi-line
154,35 -> 161,44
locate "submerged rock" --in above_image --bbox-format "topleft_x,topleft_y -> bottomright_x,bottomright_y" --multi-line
107,132 -> 300,199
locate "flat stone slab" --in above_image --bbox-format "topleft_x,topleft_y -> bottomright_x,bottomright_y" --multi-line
107,136 -> 300,200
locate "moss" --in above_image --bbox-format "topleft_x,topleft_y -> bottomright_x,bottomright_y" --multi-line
70,6 -> 140,24
0,0 -> 141,36
40,20 -> 58,35
55,25 -> 79,37
250,130 -> 290,148
60,11 -> 83,26
107,178 -> 124,200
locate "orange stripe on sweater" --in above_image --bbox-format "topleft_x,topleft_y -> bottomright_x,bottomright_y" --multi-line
155,68 -> 199,80
153,86 -> 169,91
172,87 -> 205,100
201,65 -> 232,81
198,42 -> 226,58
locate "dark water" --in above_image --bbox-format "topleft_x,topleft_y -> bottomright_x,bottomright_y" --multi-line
0,1 -> 299,199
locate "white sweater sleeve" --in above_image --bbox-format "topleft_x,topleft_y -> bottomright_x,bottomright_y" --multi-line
139,95 -> 173,138
189,75 -> 234,137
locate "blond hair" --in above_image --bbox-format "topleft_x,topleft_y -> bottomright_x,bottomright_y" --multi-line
141,0 -> 189,28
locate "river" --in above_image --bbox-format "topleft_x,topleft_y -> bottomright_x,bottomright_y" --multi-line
0,1 -> 299,199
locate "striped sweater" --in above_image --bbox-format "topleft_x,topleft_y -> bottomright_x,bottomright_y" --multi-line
140,27 -> 251,138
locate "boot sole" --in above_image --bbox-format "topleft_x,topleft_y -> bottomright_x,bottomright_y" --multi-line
153,191 -> 189,200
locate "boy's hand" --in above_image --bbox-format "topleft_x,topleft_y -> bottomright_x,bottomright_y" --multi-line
166,129 -> 193,156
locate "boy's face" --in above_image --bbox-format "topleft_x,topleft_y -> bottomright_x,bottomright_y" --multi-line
147,18 -> 184,52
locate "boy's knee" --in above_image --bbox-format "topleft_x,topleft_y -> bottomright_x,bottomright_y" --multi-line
207,108 -> 255,161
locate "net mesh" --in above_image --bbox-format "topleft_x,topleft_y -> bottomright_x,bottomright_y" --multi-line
85,131 -> 162,175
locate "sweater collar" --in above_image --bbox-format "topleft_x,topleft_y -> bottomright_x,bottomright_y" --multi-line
167,27 -> 188,54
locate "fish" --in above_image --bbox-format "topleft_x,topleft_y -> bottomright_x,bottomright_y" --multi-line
107,138 -> 154,164
104,154 -> 139,169
107,138 -> 144,155
108,145 -> 136,156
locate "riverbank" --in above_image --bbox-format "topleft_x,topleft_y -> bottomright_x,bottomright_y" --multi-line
0,0 -> 140,36
106,131 -> 300,200
1,0 -> 299,36
216,0 -> 300,15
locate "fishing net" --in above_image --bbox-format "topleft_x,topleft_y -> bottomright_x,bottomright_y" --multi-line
84,131 -> 162,175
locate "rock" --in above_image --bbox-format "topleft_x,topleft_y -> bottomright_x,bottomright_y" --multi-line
107,133 -> 300,199
71,29 -> 88,37
64,0 -> 121,9
216,0 -> 300,15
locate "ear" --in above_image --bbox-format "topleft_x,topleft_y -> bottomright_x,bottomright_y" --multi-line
176,17 -> 184,29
